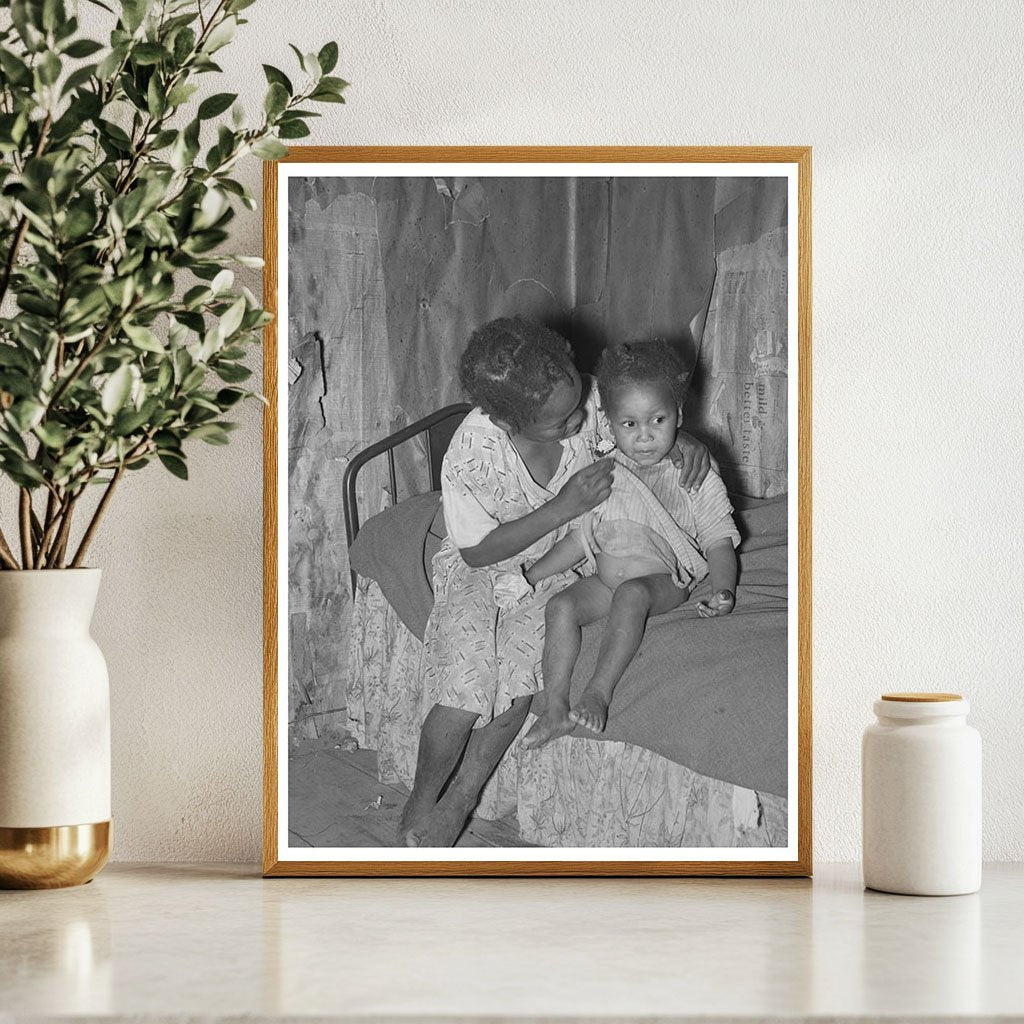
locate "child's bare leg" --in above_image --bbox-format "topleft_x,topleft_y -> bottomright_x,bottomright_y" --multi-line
414,696 -> 532,846
398,703 -> 478,845
522,578 -> 612,750
571,574 -> 686,734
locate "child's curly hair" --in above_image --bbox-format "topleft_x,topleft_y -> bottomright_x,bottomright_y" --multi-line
459,317 -> 576,431
596,339 -> 690,409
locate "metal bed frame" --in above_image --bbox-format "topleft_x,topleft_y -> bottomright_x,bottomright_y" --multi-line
341,403 -> 471,591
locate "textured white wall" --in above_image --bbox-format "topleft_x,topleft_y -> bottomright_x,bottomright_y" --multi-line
67,0 -> 1024,862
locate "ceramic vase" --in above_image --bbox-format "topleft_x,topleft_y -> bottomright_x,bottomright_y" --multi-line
0,569 -> 111,888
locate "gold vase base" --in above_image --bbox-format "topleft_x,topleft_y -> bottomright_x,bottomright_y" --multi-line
0,821 -> 110,889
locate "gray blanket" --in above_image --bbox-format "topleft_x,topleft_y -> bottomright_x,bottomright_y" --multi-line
349,491 -> 444,640
350,493 -> 789,796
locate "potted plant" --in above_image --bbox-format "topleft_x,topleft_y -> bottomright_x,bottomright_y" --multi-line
0,0 -> 344,887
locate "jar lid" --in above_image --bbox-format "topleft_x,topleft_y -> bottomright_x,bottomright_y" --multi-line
874,695 -> 969,720
881,692 -> 962,702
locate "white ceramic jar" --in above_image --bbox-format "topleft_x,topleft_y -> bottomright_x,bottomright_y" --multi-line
862,692 -> 981,896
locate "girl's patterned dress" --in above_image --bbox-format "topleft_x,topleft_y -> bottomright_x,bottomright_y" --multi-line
419,386 -> 608,727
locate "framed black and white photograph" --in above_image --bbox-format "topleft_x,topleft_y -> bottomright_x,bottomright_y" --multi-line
262,147 -> 811,876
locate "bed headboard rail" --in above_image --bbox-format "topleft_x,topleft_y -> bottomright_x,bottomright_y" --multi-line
342,403 -> 472,552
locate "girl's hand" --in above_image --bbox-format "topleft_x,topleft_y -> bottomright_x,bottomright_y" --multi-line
557,458 -> 614,517
696,589 -> 735,618
669,433 -> 711,492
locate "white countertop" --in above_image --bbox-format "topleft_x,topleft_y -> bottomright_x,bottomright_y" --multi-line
2,862 -> 1021,1021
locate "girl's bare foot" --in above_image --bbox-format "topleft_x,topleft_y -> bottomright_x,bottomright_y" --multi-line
397,795 -> 433,846
569,690 -> 610,733
405,788 -> 475,847
522,706 -> 575,749
404,825 -> 427,847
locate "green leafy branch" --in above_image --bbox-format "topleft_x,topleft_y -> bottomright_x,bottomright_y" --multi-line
0,0 -> 346,569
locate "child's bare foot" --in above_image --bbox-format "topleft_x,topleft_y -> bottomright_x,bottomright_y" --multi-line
569,691 -> 610,733
522,706 -> 575,749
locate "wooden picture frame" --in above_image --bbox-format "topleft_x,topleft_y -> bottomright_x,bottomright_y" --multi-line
263,147 -> 812,876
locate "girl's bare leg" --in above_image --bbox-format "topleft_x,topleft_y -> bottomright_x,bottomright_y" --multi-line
570,574 -> 686,734
522,577 -> 613,750
398,703 -> 478,845
412,695 -> 533,846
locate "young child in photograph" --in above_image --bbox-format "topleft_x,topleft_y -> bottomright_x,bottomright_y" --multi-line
401,319 -> 711,846
521,339 -> 740,750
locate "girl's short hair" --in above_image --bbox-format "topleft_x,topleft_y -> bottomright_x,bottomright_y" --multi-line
597,339 -> 690,409
459,317 -> 576,430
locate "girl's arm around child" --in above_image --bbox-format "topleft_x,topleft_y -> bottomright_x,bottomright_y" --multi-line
459,458 -> 613,568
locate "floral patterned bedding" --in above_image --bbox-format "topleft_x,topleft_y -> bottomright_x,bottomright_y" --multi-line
347,577 -> 787,848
